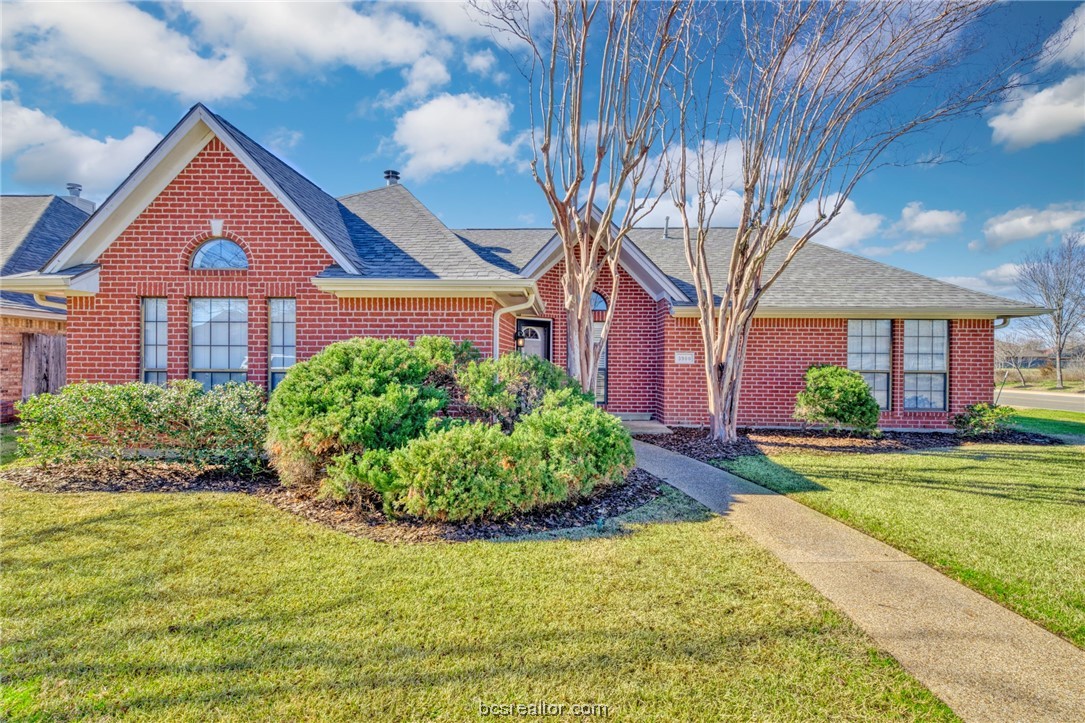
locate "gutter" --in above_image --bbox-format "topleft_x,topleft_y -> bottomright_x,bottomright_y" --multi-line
311,276 -> 535,298
669,304 -> 1052,320
33,294 -> 67,311
492,290 -> 537,359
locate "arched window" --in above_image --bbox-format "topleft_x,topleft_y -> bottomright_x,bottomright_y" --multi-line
590,292 -> 607,311
191,238 -> 248,270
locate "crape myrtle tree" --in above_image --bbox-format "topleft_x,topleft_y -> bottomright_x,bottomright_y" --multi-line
474,0 -> 690,392
1015,231 -> 1085,389
666,0 -> 1040,442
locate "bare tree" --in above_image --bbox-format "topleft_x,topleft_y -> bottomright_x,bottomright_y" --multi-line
667,0 -> 1034,441
476,0 -> 688,391
1017,231 -> 1085,388
994,330 -> 1045,387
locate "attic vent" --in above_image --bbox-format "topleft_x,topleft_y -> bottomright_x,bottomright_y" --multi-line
384,169 -> 400,186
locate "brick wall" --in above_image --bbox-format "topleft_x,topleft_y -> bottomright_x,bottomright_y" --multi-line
66,139 -> 500,388
1,315 -> 65,422
660,316 -> 994,430
533,258 -> 663,414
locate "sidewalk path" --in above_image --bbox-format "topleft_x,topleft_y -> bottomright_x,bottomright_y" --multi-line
634,440 -> 1085,723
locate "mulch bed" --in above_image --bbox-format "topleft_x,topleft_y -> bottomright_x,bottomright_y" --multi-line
2,462 -> 665,544
636,426 -> 1062,464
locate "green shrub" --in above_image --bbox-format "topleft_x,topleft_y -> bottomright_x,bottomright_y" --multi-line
794,365 -> 881,433
457,353 -> 588,429
266,337 -> 448,490
952,403 -> 1015,436
16,380 -> 266,473
512,391 -> 635,500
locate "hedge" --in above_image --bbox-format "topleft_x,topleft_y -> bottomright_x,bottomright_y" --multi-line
794,365 -> 881,433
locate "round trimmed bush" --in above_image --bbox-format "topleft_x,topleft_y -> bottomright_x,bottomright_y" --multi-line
457,353 -> 590,430
794,365 -> 880,433
266,337 -> 449,489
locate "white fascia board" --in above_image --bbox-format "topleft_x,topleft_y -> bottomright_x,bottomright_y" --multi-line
669,304 -> 1052,320
0,304 -> 67,322
0,267 -> 99,296
312,276 -> 535,299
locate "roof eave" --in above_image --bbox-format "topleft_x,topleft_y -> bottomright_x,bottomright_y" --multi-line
311,276 -> 537,300
0,267 -> 99,297
669,304 -> 1051,320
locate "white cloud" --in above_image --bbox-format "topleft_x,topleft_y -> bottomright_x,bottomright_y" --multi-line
1,2 -> 248,102
988,74 -> 1085,149
407,2 -> 491,40
184,1 -> 438,72
636,191 -> 745,229
1,99 -> 162,199
393,93 -> 523,178
1041,4 -> 1085,69
939,263 -> 1022,296
465,49 -> 497,75
982,201 -> 1085,248
265,127 -> 303,155
797,195 -> 885,249
377,56 -> 452,108
894,202 -> 965,236
862,240 -> 929,257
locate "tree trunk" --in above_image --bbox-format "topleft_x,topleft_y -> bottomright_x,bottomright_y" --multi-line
705,314 -> 753,444
1055,350 -> 1065,389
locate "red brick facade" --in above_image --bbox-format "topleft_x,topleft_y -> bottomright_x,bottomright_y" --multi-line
66,140 -> 499,389
62,137 -> 995,432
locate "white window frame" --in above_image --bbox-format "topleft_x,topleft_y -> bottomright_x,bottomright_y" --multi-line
141,297 -> 168,386
903,319 -> 948,411
268,298 -> 296,390
847,319 -> 891,410
189,298 -> 248,389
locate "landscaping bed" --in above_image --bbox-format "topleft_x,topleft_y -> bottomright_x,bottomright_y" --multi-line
0,462 -> 663,544
636,425 -> 1061,462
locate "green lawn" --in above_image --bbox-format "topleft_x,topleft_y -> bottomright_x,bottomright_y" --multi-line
0,481 -> 953,721
0,424 -> 18,466
721,444 -> 1085,647
1008,407 -> 1085,439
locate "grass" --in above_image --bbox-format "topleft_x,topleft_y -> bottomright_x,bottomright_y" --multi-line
0,479 -> 955,722
0,424 -> 18,466
720,444 -> 1085,647
1007,407 -> 1085,440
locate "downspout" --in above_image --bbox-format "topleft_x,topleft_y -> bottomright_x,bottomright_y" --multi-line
33,294 -> 67,311
993,316 -> 1010,329
492,290 -> 537,359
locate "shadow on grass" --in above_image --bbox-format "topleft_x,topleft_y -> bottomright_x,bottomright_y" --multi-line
722,446 -> 1085,507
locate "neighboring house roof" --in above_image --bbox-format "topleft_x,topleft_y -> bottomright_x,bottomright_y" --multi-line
337,185 -> 521,280
454,226 -> 1047,318
1,195 -> 89,316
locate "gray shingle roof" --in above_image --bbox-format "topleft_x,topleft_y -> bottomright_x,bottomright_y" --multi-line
1,196 -> 89,314
337,186 -> 521,280
453,226 -> 1044,315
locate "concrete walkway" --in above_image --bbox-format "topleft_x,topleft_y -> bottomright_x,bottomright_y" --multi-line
634,440 -> 1085,723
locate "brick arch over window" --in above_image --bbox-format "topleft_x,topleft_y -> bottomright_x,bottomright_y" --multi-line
182,231 -> 253,273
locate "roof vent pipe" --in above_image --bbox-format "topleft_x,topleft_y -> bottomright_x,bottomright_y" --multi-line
61,182 -> 96,214
384,169 -> 400,186
663,216 -> 669,239
66,182 -> 82,198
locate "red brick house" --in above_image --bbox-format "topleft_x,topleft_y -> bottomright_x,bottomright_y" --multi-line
2,104 -> 1047,429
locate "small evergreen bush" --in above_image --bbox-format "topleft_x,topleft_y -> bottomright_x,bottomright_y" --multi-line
794,365 -> 881,433
266,337 -> 448,489
457,353 -> 588,429
952,403 -> 1014,436
16,380 -> 267,473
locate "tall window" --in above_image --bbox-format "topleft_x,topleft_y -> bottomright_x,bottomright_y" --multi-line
904,320 -> 948,410
269,299 -> 296,390
591,292 -> 608,403
141,298 -> 168,385
847,320 -> 891,409
191,238 -> 248,270
190,298 -> 248,389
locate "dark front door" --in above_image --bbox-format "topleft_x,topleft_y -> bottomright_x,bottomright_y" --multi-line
516,319 -> 551,361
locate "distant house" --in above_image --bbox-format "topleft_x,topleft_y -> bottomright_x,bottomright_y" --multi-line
2,105 -> 1048,430
0,191 -> 91,422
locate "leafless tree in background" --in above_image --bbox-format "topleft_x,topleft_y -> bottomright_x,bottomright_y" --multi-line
475,0 -> 688,393
667,0 -> 1035,441
1016,231 -> 1085,388
994,331 -> 1046,387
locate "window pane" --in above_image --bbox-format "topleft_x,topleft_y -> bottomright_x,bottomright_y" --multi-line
141,298 -> 168,378
904,320 -> 948,372
190,297 -> 248,387
904,373 -> 946,410
192,238 -> 248,270
592,320 -> 607,403
269,299 -> 296,389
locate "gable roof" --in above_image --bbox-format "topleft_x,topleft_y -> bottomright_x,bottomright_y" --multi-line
1,195 -> 89,316
454,226 -> 1047,318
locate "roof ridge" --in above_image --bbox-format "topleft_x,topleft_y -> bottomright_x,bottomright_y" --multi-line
337,185 -> 395,201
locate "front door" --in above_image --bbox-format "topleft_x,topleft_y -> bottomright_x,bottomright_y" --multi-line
517,320 -> 550,361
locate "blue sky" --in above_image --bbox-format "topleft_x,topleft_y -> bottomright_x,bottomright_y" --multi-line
2,1 -> 1083,300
